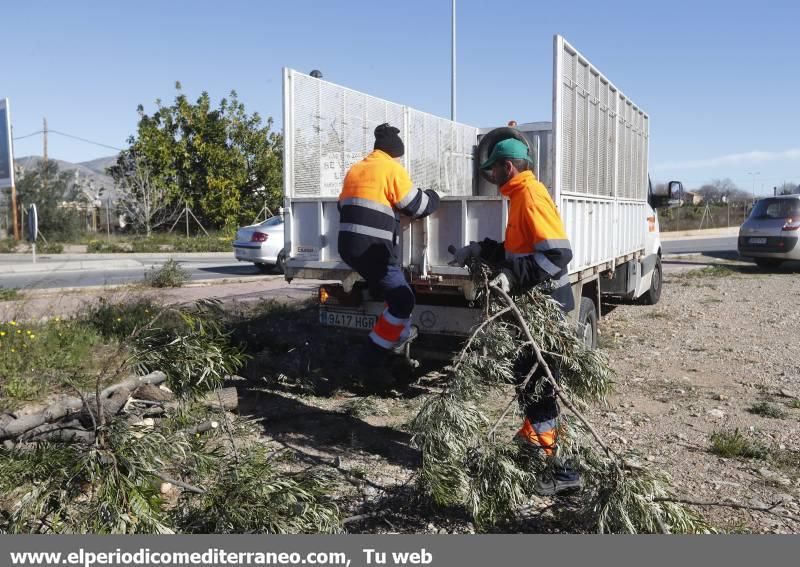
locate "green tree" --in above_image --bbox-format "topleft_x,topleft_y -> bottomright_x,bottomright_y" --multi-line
16,161 -> 87,241
110,84 -> 283,232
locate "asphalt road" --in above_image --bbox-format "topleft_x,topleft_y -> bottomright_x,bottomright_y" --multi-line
3,236 -> 738,291
3,257 -> 280,290
662,236 -> 737,255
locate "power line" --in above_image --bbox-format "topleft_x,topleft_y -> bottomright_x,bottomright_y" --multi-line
12,130 -> 43,141
48,130 -> 123,152
12,127 -> 123,152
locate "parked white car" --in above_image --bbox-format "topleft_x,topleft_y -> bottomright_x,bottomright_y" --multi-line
233,215 -> 286,273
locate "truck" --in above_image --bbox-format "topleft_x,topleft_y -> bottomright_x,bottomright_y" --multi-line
281,35 -> 681,354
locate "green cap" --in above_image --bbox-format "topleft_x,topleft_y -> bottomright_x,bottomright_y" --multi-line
480,138 -> 532,170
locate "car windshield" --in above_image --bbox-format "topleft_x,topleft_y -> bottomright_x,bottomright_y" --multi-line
258,216 -> 284,228
750,198 -> 800,219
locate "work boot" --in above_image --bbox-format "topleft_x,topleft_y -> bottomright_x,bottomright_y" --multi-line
534,457 -> 583,496
391,325 -> 419,354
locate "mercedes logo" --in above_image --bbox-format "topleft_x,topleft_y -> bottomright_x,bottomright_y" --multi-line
419,310 -> 437,329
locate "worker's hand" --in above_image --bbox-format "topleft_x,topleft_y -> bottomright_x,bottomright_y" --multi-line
448,242 -> 482,267
490,269 -> 515,293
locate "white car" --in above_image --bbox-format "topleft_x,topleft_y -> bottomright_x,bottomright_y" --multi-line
233,215 -> 286,273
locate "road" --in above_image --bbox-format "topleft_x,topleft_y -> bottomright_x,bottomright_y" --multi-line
2,236 -> 738,291
662,236 -> 737,256
2,255 -> 279,290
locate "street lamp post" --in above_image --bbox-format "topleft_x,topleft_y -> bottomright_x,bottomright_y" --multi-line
747,171 -> 760,202
451,0 -> 456,121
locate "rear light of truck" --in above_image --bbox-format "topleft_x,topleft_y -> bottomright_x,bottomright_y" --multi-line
782,218 -> 800,231
251,232 -> 269,242
318,284 -> 361,306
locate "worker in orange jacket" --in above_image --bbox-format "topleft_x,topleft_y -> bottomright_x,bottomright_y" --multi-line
338,124 -> 440,388
451,137 -> 581,495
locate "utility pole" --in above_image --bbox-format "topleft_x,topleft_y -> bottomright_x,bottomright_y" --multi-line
42,117 -> 48,192
9,122 -> 20,241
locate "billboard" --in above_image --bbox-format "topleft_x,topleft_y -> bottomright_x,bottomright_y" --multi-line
0,98 -> 14,189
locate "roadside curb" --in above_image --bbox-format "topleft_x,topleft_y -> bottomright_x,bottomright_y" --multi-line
16,275 -> 285,298
660,227 -> 739,241
4,259 -> 143,274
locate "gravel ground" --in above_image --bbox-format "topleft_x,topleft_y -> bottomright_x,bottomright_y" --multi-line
591,259 -> 800,533
236,257 -> 800,533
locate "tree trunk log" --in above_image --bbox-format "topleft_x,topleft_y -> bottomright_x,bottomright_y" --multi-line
0,371 -> 165,441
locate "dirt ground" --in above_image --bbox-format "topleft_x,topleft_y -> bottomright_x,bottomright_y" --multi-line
229,256 -> 800,534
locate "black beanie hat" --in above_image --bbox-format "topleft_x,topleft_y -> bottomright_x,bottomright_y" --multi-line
373,123 -> 404,158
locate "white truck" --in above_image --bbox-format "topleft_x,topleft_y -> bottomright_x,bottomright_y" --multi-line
281,35 -> 681,351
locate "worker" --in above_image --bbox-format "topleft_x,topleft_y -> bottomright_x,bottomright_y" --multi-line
338,123 -> 440,387
450,137 -> 581,495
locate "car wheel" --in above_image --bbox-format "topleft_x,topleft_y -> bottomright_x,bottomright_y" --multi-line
275,250 -> 287,274
254,263 -> 273,273
640,256 -> 662,305
754,257 -> 782,269
577,297 -> 598,350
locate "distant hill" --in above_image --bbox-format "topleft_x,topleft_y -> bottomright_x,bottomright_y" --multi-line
14,154 -> 119,200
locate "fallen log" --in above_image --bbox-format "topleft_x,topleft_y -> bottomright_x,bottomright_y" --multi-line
183,420 -> 220,436
132,383 -> 174,402
206,387 -> 238,412
0,371 -> 165,441
164,387 -> 238,413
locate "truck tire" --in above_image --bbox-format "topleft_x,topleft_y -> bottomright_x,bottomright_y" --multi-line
476,127 -> 531,183
577,297 -> 598,350
754,257 -> 782,270
275,250 -> 287,274
640,256 -> 662,305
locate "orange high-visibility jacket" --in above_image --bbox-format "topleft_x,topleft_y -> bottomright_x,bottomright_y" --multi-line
499,170 -> 574,311
338,150 -> 439,265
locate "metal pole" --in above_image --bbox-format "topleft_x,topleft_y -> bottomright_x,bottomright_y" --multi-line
451,0 -> 456,121
10,179 -> 19,240
185,202 -> 189,237
105,198 -> 111,241
9,122 -> 20,241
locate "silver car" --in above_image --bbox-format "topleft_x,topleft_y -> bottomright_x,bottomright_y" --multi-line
233,215 -> 286,273
738,195 -> 800,268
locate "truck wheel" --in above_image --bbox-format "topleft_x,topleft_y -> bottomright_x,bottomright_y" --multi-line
640,256 -> 662,305
754,257 -> 782,270
255,263 -> 273,273
275,250 -> 287,274
577,297 -> 598,350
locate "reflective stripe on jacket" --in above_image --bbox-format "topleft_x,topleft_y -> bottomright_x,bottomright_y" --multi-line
338,150 -> 439,265
500,170 -> 574,312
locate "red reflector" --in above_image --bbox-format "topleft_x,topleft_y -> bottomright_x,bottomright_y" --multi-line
251,232 -> 268,242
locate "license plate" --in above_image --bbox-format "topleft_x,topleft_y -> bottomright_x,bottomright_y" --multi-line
320,310 -> 376,330
749,237 -> 767,245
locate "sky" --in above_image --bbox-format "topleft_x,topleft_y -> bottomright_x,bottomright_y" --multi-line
2,0 -> 799,195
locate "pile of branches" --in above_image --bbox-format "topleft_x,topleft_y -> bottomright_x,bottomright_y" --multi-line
411,265 -> 712,533
0,301 -> 340,534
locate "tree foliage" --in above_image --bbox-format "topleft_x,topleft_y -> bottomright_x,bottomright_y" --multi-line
695,178 -> 750,203
411,264 -> 711,533
109,83 -> 283,231
15,160 -> 88,241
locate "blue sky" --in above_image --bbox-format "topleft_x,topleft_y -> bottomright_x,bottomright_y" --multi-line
3,0 -> 799,194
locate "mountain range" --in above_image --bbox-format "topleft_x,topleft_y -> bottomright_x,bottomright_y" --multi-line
14,154 -> 119,199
